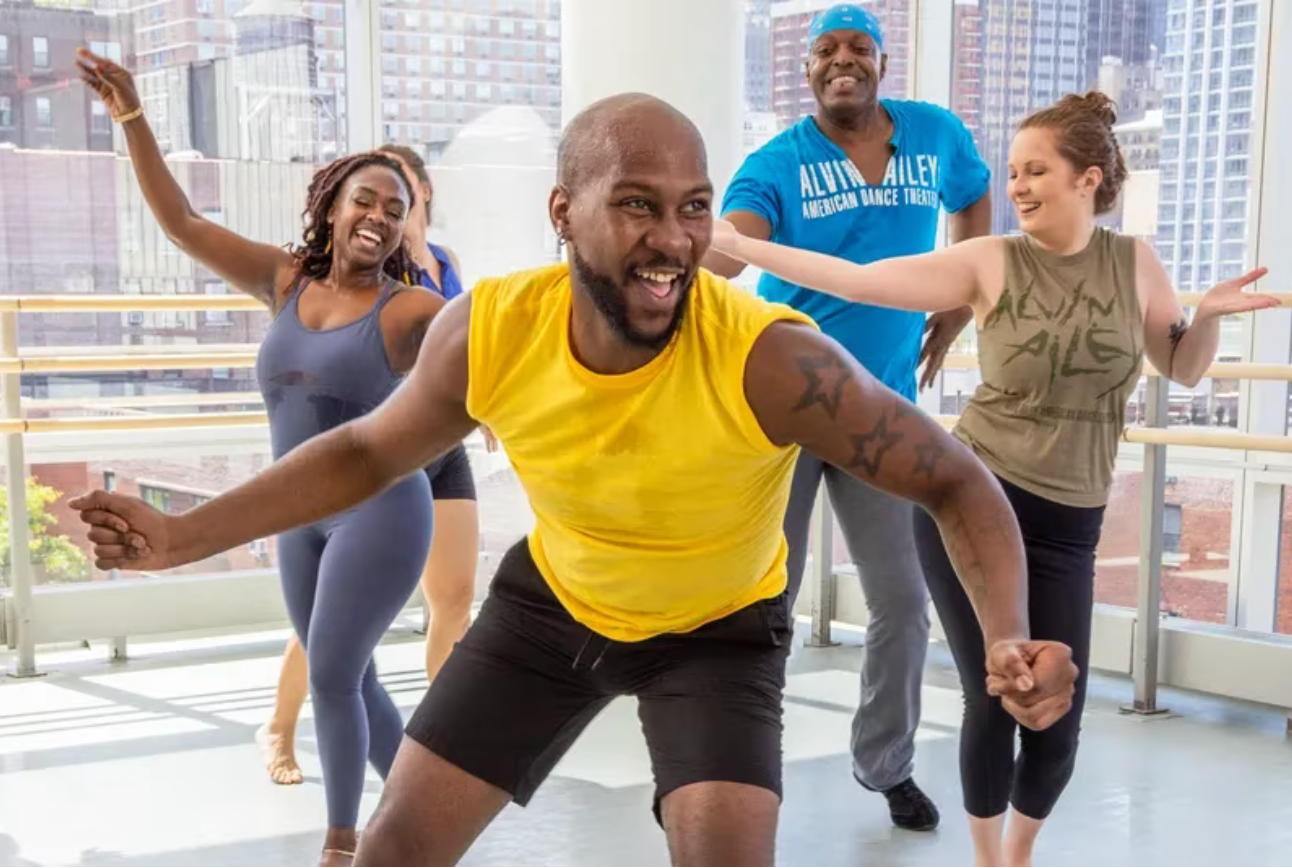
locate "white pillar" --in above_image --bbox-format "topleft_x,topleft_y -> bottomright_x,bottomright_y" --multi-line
561,0 -> 745,203
343,0 -> 378,152
1233,0 -> 1292,633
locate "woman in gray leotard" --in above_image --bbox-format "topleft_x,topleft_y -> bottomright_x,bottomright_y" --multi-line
80,48 -> 446,867
258,145 -> 486,790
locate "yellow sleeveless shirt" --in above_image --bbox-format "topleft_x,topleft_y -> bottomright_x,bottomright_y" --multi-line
467,264 -> 815,641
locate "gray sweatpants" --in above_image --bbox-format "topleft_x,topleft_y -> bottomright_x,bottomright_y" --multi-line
784,450 -> 930,791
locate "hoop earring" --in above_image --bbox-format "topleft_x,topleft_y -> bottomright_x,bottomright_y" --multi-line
324,237 -> 332,254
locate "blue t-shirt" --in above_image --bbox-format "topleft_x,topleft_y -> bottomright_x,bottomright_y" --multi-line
722,99 -> 989,399
419,242 -> 464,300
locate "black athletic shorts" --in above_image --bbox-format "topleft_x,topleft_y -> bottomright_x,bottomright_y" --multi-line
405,539 -> 792,816
424,443 -> 476,501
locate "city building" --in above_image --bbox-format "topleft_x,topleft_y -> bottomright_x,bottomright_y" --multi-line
951,0 -> 984,141
1156,0 -> 1260,291
1114,107 -> 1163,240
134,0 -> 330,162
745,0 -> 774,113
129,0 -> 239,74
974,0 -> 1090,235
1085,0 -> 1155,95
0,0 -> 123,151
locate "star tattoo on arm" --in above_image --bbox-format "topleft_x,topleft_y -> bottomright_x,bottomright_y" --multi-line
847,412 -> 905,478
913,439 -> 947,479
791,352 -> 853,420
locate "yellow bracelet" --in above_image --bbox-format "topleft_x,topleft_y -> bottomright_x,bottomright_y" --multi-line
113,106 -> 144,124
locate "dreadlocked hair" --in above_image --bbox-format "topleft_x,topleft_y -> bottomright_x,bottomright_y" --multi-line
289,151 -> 428,286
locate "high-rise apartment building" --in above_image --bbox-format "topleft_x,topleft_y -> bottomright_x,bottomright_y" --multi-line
1156,0 -> 1260,290
951,0 -> 984,141
974,0 -> 1088,234
0,1 -> 122,151
745,0 -> 774,113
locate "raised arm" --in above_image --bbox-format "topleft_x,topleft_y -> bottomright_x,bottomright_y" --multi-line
1136,239 -> 1277,387
746,321 -> 1076,730
73,297 -> 478,570
714,218 -> 998,317
78,48 -> 295,307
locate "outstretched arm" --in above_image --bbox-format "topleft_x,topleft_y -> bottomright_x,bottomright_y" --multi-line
702,210 -> 771,279
713,219 -> 996,316
74,297 -> 478,569
78,48 -> 295,306
1137,239 -> 1277,387
746,321 -> 1076,730
747,321 -> 1024,643
918,190 -> 995,390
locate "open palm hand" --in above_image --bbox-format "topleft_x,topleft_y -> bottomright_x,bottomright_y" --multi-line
1197,267 -> 1280,320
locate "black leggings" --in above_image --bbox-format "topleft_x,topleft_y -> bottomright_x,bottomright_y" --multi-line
914,475 -> 1104,820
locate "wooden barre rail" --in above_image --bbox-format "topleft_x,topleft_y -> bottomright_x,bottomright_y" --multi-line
0,295 -> 265,313
2,351 -> 1290,380
1123,427 -> 1292,452
23,391 -> 264,410
938,354 -> 1292,382
0,411 -> 268,435
0,352 -> 259,374
0,411 -> 1285,453
0,292 -> 1289,315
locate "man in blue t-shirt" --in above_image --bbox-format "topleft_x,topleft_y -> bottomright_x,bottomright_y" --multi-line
706,3 -> 991,833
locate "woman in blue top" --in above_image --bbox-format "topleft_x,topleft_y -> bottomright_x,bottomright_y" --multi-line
257,145 -> 488,795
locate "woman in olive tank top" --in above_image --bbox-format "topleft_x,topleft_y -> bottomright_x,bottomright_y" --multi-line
711,91 -> 1278,866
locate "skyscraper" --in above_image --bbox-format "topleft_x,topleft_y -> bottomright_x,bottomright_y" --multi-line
1085,0 -> 1153,88
974,0 -> 1089,234
125,0 -> 562,162
1156,0 -> 1260,291
951,0 -> 983,142
368,0 -> 562,158
745,0 -> 774,113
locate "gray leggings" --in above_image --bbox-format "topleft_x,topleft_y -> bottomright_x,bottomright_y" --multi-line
277,471 -> 432,829
783,451 -> 930,791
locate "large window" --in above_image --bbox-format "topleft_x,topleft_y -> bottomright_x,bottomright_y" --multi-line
0,0 -> 354,586
0,0 -> 567,590
941,0 -> 1270,619
730,1 -> 1283,632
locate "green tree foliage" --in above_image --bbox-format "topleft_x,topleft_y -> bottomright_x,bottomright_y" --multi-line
0,480 -> 91,585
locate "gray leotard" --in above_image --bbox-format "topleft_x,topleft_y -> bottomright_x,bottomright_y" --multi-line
256,273 -> 432,828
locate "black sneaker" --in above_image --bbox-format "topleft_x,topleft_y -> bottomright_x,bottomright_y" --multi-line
857,773 -> 940,831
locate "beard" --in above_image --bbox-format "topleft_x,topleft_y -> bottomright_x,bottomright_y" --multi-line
570,246 -> 692,351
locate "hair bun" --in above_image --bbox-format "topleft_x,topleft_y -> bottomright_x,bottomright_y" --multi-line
1070,91 -> 1119,129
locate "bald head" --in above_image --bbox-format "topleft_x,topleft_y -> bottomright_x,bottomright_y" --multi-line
557,93 -> 707,192
549,93 -> 714,355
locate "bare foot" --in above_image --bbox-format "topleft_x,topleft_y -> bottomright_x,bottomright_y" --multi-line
256,722 -> 303,785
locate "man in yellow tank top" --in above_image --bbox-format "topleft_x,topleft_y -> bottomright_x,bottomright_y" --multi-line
75,94 -> 1079,866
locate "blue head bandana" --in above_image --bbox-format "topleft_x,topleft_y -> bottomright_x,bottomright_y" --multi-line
808,3 -> 885,51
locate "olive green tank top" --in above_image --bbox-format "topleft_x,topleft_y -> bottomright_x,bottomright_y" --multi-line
955,228 -> 1143,508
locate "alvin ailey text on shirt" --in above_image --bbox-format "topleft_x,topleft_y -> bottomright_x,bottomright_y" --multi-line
799,155 -> 940,219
